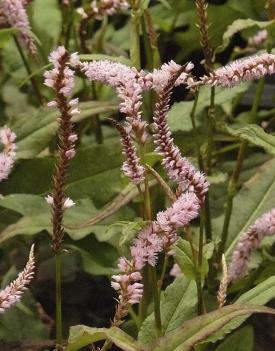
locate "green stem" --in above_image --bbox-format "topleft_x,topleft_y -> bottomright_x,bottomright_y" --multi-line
138,265 -> 150,325
158,255 -> 168,294
217,77 -> 265,262
206,86 -> 215,174
130,2 -> 141,69
144,175 -> 152,221
150,266 -> 162,336
129,306 -> 140,328
187,236 -> 205,315
204,194 -> 212,241
141,14 -> 153,70
198,211 -> 206,315
91,82 -> 103,144
13,36 -> 43,104
203,87 -> 215,241
190,90 -> 204,170
55,253 -> 63,347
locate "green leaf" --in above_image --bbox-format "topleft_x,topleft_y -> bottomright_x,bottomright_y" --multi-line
218,123 -> 275,155
202,276 -> 275,345
0,292 -> 48,341
32,0 -> 62,53
0,28 -> 18,48
169,85 -> 248,132
175,239 -> 209,279
0,141 -> 124,202
212,158 -> 275,255
66,238 -> 118,276
0,195 -> 134,244
151,304 -> 275,351
174,239 -> 197,280
12,101 -> 118,159
138,276 -> 197,346
214,326 -> 254,351
65,326 -> 142,351
218,19 -> 275,52
0,194 -> 48,216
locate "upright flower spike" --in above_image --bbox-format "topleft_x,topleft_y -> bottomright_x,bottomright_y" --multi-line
79,59 -> 148,143
195,0 -> 213,71
111,120 -> 145,185
44,46 -> 79,253
0,0 -> 36,54
229,209 -> 275,282
199,53 -> 275,88
153,65 -> 209,203
217,255 -> 228,308
0,127 -> 16,182
0,245 -> 35,313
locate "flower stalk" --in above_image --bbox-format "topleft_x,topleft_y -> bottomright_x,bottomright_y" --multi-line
44,46 -> 79,347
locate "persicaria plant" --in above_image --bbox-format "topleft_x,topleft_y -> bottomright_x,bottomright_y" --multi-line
1,1 -> 275,351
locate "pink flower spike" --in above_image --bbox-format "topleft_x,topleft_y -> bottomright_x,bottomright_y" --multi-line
199,53 -> 275,88
112,121 -> 145,185
0,0 -> 37,54
229,208 -> 275,281
0,245 -> 35,313
0,127 -> 17,182
152,66 -> 209,202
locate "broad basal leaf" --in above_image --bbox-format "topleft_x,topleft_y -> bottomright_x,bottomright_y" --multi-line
0,196 -> 134,244
151,304 -> 275,351
65,326 -> 142,351
202,276 -> 275,345
13,101 -> 118,159
138,276 -> 197,346
169,85 -> 248,132
0,142 -> 124,204
214,326 -> 254,351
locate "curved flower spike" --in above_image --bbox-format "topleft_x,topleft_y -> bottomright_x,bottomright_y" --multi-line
198,53 -> 275,88
0,127 -> 16,182
229,209 -> 275,281
111,120 -> 145,185
0,245 -> 35,313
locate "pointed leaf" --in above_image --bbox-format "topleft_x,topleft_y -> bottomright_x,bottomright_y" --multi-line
218,123 -> 275,155
203,276 -> 275,345
65,326 -> 143,351
218,19 -> 275,52
138,276 -> 197,346
151,304 -> 275,351
214,326 -> 254,351
13,101 -> 118,159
